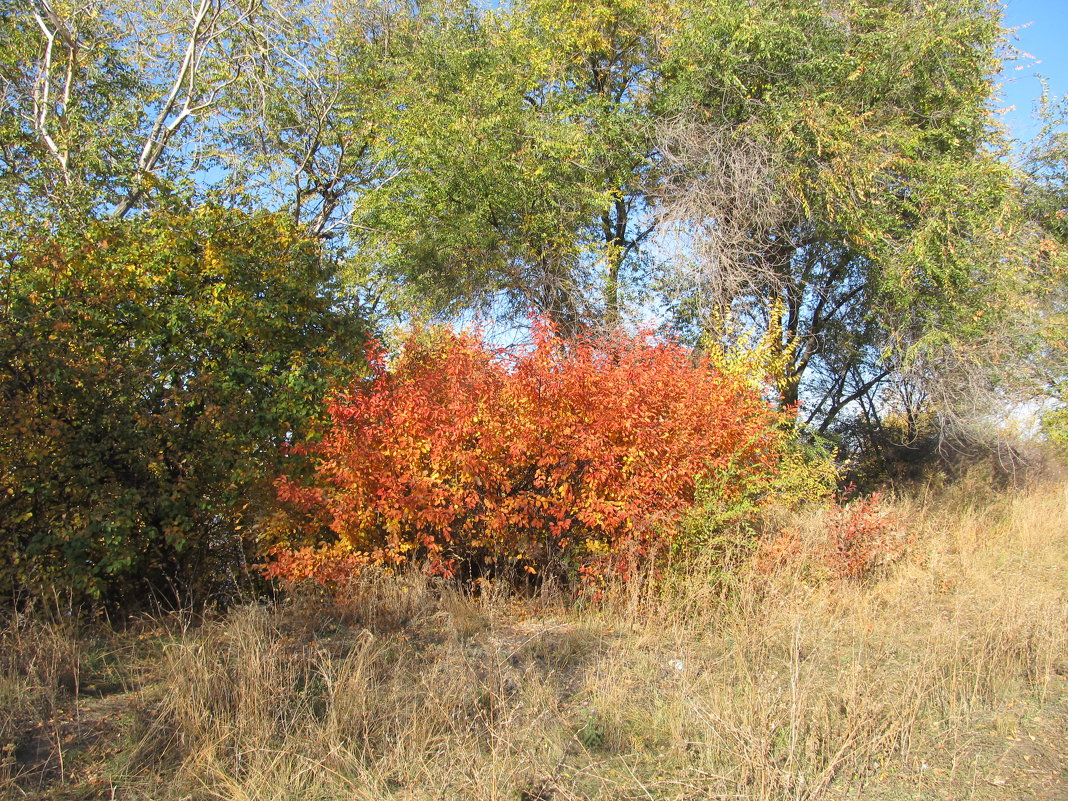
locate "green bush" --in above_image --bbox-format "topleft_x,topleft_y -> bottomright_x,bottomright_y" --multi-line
0,208 -> 363,609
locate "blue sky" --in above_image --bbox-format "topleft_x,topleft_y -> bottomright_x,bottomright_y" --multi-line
998,0 -> 1068,143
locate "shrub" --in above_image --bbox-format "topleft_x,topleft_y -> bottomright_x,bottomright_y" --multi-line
826,492 -> 907,581
1042,403 -> 1068,456
680,434 -> 838,555
0,209 -> 363,609
752,490 -> 910,582
267,322 -> 788,584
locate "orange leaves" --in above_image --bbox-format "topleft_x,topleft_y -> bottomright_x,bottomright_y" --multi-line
826,492 -> 909,581
268,320 -> 786,583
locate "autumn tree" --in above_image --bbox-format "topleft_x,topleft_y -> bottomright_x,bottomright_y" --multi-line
1013,96 -> 1068,450
4,0 -> 1032,413
0,0 -> 402,247
652,0 -> 1019,436
346,0 -> 666,332
2,0 -> 260,228
338,0 -> 1027,440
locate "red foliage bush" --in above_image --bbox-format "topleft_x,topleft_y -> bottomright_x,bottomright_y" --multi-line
266,321 -> 786,584
826,492 -> 906,580
751,492 -> 912,583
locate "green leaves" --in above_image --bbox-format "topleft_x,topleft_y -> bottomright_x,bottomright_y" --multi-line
653,0 -> 1020,432
0,208 -> 364,608
347,0 -> 664,330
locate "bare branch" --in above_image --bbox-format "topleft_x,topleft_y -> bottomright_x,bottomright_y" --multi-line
114,0 -> 262,218
653,113 -> 798,327
30,7 -> 72,182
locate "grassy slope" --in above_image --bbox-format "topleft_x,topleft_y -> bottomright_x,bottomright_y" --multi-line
3,480 -> 1067,800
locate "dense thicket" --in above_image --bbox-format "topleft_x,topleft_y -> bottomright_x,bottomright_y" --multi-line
1,0 -> 1065,608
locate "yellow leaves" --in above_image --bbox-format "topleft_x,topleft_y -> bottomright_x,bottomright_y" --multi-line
527,0 -> 662,65
584,538 -> 610,555
703,298 -> 796,396
1038,238 -> 1061,259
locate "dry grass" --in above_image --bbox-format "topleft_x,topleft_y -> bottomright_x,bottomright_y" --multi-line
0,611 -> 140,796
4,480 -> 1067,800
0,616 -> 82,788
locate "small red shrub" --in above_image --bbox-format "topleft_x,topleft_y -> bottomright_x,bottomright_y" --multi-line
268,321 -> 787,584
826,492 -> 906,580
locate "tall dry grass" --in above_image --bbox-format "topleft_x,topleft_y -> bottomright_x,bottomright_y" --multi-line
108,480 -> 1068,801
0,616 -> 84,789
4,480 -> 1063,800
